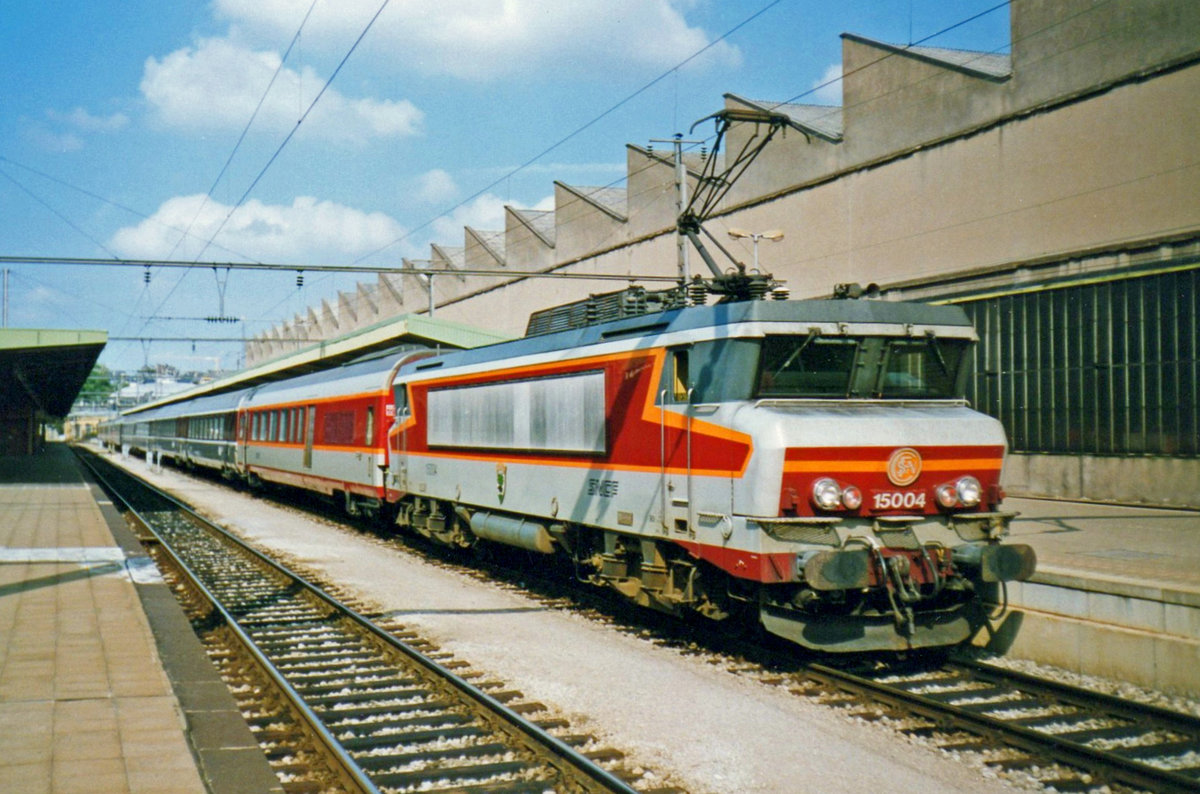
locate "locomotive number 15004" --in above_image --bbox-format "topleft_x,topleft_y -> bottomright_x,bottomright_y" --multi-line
871,490 -> 927,511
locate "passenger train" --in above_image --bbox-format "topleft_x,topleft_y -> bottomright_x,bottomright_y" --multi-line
101,290 -> 1035,653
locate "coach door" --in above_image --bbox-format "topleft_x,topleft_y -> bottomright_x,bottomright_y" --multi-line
659,348 -> 694,534
303,405 -> 316,468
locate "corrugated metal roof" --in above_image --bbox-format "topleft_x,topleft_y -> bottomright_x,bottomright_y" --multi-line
510,208 -> 556,246
727,94 -> 844,142
906,44 -> 1012,79
843,34 -> 1012,81
556,184 -> 628,221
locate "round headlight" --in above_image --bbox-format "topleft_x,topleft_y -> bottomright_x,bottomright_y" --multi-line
841,485 -> 863,510
956,476 -> 982,507
812,478 -> 843,510
935,482 -> 959,508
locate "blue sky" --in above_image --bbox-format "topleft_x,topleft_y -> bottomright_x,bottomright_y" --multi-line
0,1 -> 1011,373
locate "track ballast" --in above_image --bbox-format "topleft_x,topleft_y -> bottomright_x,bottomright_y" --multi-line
78,448 -> 657,794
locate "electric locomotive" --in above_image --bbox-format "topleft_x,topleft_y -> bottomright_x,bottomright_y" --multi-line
384,289 -> 1036,653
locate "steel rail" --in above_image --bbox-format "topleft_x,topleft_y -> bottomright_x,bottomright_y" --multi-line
78,450 -> 381,794
806,660 -> 1200,793
953,658 -> 1200,734
78,448 -> 641,794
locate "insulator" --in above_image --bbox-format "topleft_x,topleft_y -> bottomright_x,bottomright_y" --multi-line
143,267 -> 151,284
296,272 -> 304,288
771,286 -> 790,301
747,277 -> 771,301
688,279 -> 709,306
700,146 -> 707,161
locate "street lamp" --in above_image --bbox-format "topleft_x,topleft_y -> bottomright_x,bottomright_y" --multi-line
728,228 -> 784,270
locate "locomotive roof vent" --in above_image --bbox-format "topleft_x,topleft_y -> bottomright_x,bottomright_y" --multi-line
524,285 -> 688,337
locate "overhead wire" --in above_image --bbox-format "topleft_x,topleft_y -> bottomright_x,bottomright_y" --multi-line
194,0 -> 392,264
164,0 -> 321,262
131,0 -> 322,351
139,0 -> 392,354
351,0 -> 786,266
0,168 -> 122,259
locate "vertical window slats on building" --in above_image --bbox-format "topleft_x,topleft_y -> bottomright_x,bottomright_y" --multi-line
959,268 -> 1199,457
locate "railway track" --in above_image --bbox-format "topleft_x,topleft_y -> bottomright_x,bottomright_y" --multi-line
78,449 -> 657,794
798,657 -> 1200,793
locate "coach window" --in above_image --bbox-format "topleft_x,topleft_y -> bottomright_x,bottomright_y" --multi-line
365,406 -> 375,446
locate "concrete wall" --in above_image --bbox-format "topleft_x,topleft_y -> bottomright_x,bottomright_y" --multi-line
1003,453 -> 1200,509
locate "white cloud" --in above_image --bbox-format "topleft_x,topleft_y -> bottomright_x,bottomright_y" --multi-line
416,169 -> 459,204
109,193 -> 407,263
47,107 -> 131,132
21,122 -> 83,153
140,37 -> 423,142
810,62 -> 843,105
213,0 -> 740,80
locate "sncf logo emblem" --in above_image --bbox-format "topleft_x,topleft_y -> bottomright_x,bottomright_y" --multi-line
887,448 -> 922,486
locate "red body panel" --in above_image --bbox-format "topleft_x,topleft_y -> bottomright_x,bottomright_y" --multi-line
780,445 -> 1005,517
394,350 -> 753,477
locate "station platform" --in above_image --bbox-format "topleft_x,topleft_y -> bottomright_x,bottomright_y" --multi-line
981,496 -> 1200,696
0,444 -> 280,794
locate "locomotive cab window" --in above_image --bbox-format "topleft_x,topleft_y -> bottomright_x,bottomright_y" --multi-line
757,335 -> 859,398
877,337 -> 969,399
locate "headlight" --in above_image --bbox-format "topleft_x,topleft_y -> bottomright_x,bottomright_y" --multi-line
935,482 -> 959,508
812,478 -> 843,510
841,485 -> 863,510
956,476 -> 982,507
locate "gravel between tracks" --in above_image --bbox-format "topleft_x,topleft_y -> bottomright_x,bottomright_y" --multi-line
111,451 -> 1022,794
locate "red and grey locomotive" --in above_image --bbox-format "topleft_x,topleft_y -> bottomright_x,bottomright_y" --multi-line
381,293 -> 1035,652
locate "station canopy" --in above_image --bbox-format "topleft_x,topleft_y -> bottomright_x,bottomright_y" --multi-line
129,312 -> 512,414
0,329 -> 107,418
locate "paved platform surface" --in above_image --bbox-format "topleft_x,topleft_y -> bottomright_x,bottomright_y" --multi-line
0,445 -> 279,794
1006,496 -> 1200,598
